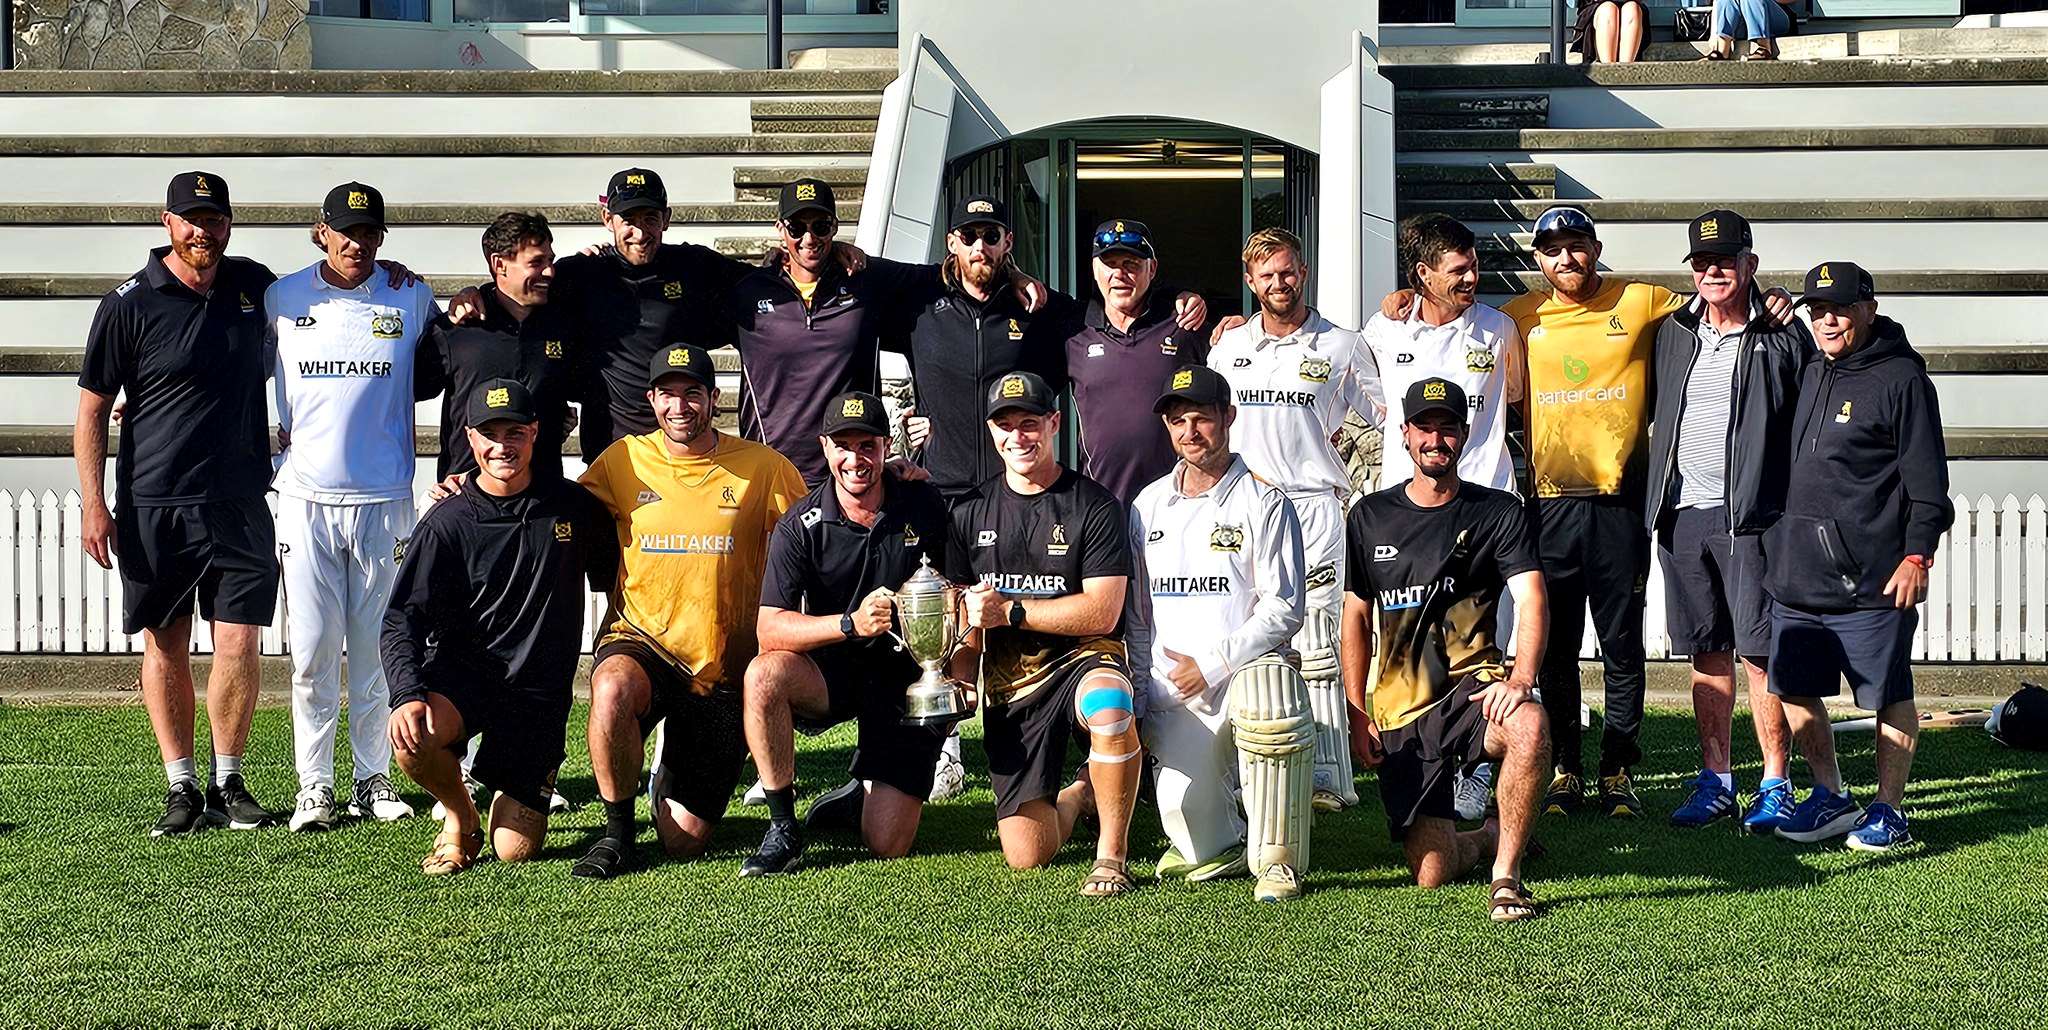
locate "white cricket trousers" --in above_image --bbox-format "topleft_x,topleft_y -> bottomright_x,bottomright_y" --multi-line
1142,695 -> 1243,865
280,495 -> 414,789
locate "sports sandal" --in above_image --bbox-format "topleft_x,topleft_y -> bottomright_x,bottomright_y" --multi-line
1080,858 -> 1135,898
1488,878 -> 1537,922
421,829 -> 485,876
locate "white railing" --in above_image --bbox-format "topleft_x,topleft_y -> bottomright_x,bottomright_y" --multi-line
3,490 -> 2040,663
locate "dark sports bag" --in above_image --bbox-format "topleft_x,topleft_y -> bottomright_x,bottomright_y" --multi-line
1988,682 -> 2048,751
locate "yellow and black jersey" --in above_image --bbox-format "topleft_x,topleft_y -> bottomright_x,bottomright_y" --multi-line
1343,483 -> 1538,731
1503,278 -> 1684,498
579,431 -> 806,694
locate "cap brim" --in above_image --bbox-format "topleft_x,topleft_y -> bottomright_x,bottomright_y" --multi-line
951,216 -> 1010,232
169,200 -> 230,217
323,211 -> 383,232
608,196 -> 664,214
1093,244 -> 1154,260
1533,228 -> 1594,245
1684,243 -> 1745,260
470,413 -> 537,428
819,420 -> 889,439
781,202 -> 834,220
987,401 -> 1053,419
650,368 -> 714,388
1152,392 -> 1213,414
1403,403 -> 1466,425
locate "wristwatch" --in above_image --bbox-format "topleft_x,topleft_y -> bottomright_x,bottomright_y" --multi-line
1007,599 -> 1026,629
840,612 -> 857,639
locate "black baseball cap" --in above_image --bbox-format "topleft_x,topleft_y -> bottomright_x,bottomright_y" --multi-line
649,343 -> 716,389
819,390 -> 890,438
467,378 -> 537,427
1092,218 -> 1155,260
1403,377 -> 1469,424
1796,261 -> 1876,308
1685,209 -> 1752,260
1531,205 -> 1596,246
987,371 -> 1058,418
605,168 -> 667,215
320,181 -> 385,233
779,178 -> 836,221
1153,364 -> 1231,414
166,171 -> 232,218
950,194 -> 1009,232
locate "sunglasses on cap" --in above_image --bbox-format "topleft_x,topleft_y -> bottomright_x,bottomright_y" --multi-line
1094,229 -> 1149,251
955,225 -> 1005,246
783,216 -> 837,239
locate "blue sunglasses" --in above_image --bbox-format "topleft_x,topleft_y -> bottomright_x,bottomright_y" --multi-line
1094,230 -> 1150,250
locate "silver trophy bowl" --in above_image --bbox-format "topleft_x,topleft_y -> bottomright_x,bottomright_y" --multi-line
888,555 -> 973,727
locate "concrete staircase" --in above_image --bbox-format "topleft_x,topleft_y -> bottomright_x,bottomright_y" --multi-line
0,68 -> 886,494
1387,57 -> 2048,499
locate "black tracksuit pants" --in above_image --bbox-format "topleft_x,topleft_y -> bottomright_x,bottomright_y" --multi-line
1535,494 -> 1649,776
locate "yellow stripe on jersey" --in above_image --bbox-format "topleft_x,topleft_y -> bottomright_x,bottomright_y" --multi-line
579,431 -> 805,694
1503,278 -> 1683,498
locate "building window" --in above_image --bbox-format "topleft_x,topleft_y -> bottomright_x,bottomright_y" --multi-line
309,0 -> 433,20
575,0 -> 887,13
453,0 -> 570,20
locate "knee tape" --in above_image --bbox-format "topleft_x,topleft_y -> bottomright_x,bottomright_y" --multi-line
1082,680 -> 1138,763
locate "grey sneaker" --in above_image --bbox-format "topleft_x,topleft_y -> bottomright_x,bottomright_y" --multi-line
348,774 -> 414,822
289,783 -> 339,832
1453,763 -> 1495,822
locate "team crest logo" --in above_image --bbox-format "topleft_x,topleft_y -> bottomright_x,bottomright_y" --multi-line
1606,314 -> 1626,335
968,199 -> 995,215
1047,523 -> 1069,557
486,387 -> 510,408
347,190 -> 369,210
1466,347 -> 1496,374
553,520 -> 573,542
637,489 -> 661,504
794,183 -> 818,202
841,397 -> 865,418
238,293 -> 256,313
625,173 -> 646,186
192,174 -> 212,195
720,486 -> 738,509
1306,563 -> 1337,590
1161,335 -> 1179,356
545,340 -> 564,359
370,312 -> 403,339
999,375 -> 1026,399
903,526 -> 921,547
1816,265 -> 1834,288
1562,355 -> 1591,384
1422,381 -> 1448,402
393,536 -> 408,563
1209,523 -> 1244,553
1114,221 -> 1125,233
668,348 -> 691,367
1172,369 -> 1194,390
1007,318 -> 1023,341
1298,357 -> 1332,383
1697,217 -> 1719,240
663,281 -> 683,300
1836,401 -> 1853,423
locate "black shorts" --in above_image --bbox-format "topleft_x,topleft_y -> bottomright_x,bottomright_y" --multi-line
1377,676 -> 1491,842
595,633 -> 748,823
1657,506 -> 1770,658
436,682 -> 569,815
1766,599 -> 1916,711
801,644 -> 949,800
985,651 -> 1132,819
115,498 -> 278,635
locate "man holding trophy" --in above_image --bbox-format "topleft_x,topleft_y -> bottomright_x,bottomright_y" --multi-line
945,372 -> 1143,897
740,392 -> 956,876
1126,365 -> 1312,901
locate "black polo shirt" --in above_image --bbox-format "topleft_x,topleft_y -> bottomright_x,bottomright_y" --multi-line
416,284 -> 580,481
77,246 -> 277,507
554,244 -> 751,460
760,473 -> 951,646
1057,287 -> 1211,505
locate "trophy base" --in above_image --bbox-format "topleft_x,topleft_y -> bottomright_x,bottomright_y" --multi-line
901,708 -> 972,728
902,676 -> 972,727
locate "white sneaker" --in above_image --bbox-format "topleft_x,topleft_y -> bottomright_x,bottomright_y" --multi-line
548,788 -> 573,814
928,754 -> 967,802
289,783 -> 338,832
742,778 -> 768,806
349,774 -> 415,822
1453,762 -> 1495,822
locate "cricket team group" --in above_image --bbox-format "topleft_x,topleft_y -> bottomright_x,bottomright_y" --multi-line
75,164 -> 1951,920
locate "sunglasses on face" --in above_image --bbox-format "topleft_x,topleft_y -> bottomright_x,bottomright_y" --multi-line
1094,230 -> 1149,251
955,226 -> 1005,246
1689,254 -> 1741,273
784,217 -> 836,239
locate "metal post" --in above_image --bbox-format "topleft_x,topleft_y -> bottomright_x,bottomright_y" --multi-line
766,0 -> 784,69
1550,0 -> 1568,65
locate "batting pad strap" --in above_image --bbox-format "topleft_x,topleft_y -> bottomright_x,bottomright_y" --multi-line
1078,684 -> 1134,720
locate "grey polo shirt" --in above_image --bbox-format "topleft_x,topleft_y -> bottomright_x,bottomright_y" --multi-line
1674,296 -> 1762,510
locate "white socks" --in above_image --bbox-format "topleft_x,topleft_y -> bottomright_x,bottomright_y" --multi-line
213,754 -> 242,786
165,757 -> 198,788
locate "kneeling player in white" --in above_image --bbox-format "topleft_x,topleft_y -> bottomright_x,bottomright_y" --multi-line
1127,365 -> 1311,900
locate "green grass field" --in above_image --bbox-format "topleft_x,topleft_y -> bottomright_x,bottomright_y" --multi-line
1,700 -> 2043,1029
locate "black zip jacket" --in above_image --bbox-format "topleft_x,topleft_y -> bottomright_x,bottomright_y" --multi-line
1761,316 -> 1953,611
1644,288 -> 1813,534
415,284 -> 579,481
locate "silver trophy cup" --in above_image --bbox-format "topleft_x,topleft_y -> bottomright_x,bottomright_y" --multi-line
889,556 -> 973,727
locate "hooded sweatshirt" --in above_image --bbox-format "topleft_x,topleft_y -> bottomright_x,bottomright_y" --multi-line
1761,316 -> 1953,611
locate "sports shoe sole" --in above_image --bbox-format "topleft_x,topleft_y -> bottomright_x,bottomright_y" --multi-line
289,813 -> 338,832
1186,847 -> 1250,883
1311,790 -> 1345,813
1844,831 -> 1913,853
1775,809 -> 1864,843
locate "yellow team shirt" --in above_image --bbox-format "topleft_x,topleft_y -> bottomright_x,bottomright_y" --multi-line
579,430 -> 806,694
1502,278 -> 1685,498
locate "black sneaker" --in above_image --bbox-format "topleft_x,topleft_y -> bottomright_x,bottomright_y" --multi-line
804,778 -> 866,834
1543,770 -> 1585,816
1599,770 -> 1645,818
152,781 -> 207,837
571,836 -> 637,880
204,775 -> 273,830
740,818 -> 805,877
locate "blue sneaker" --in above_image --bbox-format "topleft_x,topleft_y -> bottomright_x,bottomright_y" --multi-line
1669,770 -> 1737,828
1774,785 -> 1863,843
1845,802 -> 1912,852
1741,779 -> 1796,835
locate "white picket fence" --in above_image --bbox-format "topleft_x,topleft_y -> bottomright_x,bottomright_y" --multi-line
3,490 -> 2041,662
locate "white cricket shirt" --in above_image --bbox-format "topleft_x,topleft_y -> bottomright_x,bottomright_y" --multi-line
1364,302 -> 1521,492
1208,309 -> 1385,498
267,263 -> 440,504
1124,456 -> 1306,711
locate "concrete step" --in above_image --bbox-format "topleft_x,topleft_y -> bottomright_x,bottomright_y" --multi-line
1401,125 -> 2048,153
1382,28 -> 2048,66
1382,57 -> 2048,89
1924,344 -> 2048,374
1402,148 -> 2048,202
749,98 -> 881,135
0,134 -> 878,157
1945,428 -> 2048,459
1403,198 -> 2048,222
1396,162 -> 1557,201
733,165 -> 871,202
1461,218 -> 2048,273
0,69 -> 898,95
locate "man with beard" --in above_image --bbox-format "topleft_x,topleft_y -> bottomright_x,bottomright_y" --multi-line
1207,227 -> 1384,812
1646,211 -> 1809,833
570,344 -> 807,878
77,171 -> 283,836
737,392 -> 954,875
1342,378 -> 1551,921
268,181 -> 440,831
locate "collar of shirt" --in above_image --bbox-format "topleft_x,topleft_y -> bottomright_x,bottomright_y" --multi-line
1167,454 -> 1249,506
309,262 -> 377,297
1084,289 -> 1173,337
1251,307 -> 1334,353
1400,300 -> 1475,335
1688,291 -> 1765,346
143,244 -> 218,299
815,477 -> 900,531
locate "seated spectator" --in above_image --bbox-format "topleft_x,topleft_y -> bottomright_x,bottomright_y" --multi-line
1574,0 -> 1646,64
1706,0 -> 1794,60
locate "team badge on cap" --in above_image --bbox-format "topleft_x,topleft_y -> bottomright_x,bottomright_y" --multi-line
1422,381 -> 1447,401
347,190 -> 368,210
1001,375 -> 1027,398
1817,265 -> 1834,287
194,175 -> 213,195
669,348 -> 690,367
968,199 -> 994,214
487,387 -> 509,407
842,396 -> 865,417
795,183 -> 817,201
625,173 -> 645,186
1171,369 -> 1194,390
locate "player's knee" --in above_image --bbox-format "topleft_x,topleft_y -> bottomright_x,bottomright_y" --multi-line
492,827 -> 545,863
1510,702 -> 1550,755
211,622 -> 261,655
1079,679 -> 1139,761
589,668 -> 647,723
1001,839 -> 1053,869
866,825 -> 916,860
742,653 -> 797,710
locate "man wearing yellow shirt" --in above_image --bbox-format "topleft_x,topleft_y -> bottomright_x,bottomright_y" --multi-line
572,343 -> 807,878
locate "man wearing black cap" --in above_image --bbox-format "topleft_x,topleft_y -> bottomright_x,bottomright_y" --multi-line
1763,262 -> 1952,853
382,380 -> 618,875
268,180 -> 443,832
76,170 -> 284,837
1645,209 -> 1811,833
571,343 -> 807,878
737,390 -> 954,876
1341,377 -> 1551,920
944,371 -> 1142,896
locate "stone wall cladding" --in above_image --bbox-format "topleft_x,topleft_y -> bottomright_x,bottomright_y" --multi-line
11,0 -> 311,70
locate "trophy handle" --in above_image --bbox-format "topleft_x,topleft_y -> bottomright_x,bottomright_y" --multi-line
881,591 -> 909,654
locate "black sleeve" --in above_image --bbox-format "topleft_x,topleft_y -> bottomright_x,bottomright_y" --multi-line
862,256 -> 943,305
1343,503 -> 1373,599
1896,373 -> 1955,557
78,294 -> 134,396
380,518 -> 468,709
577,488 -> 620,594
1078,490 -> 1131,580
759,512 -> 814,611
1490,495 -> 1542,582
681,241 -> 757,297
413,319 -> 450,402
1163,285 -> 1213,364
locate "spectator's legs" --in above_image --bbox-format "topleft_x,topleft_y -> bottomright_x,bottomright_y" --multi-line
1873,699 -> 1919,808
1710,0 -> 1743,55
1782,697 -> 1843,793
1739,0 -> 1790,55
1593,1 -> 1621,63
1619,1 -> 1646,62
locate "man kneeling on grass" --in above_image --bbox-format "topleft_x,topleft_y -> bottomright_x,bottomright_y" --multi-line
380,381 -> 617,875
